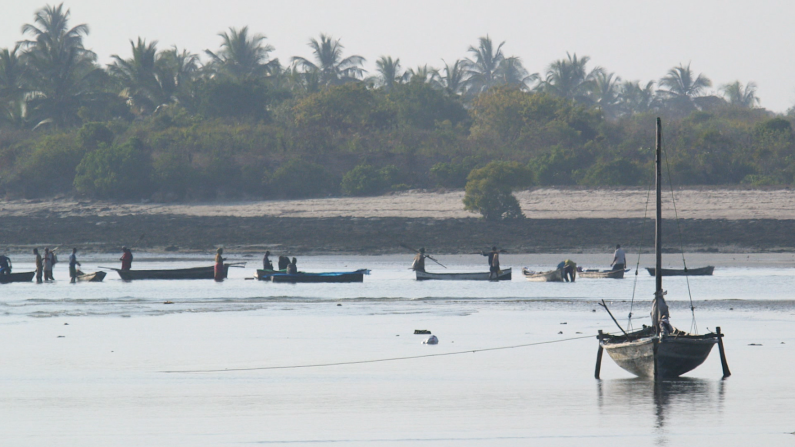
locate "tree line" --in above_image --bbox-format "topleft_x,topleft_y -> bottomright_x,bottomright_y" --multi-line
1,3 -> 794,216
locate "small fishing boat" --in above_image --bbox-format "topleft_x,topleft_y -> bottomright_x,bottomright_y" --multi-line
255,269 -> 286,280
0,271 -> 35,284
76,271 -> 106,282
578,269 -> 626,279
646,266 -> 714,276
415,268 -> 512,281
270,269 -> 369,283
595,118 -> 729,380
522,268 -> 563,282
107,264 -> 232,281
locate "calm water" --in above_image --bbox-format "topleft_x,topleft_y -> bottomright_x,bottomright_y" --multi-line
0,254 -> 793,446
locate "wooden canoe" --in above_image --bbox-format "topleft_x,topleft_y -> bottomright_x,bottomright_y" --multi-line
598,328 -> 718,379
77,271 -> 106,282
578,269 -> 626,279
255,269 -> 286,280
270,269 -> 369,283
522,268 -> 563,282
415,268 -> 512,281
646,266 -> 714,276
111,265 -> 230,281
0,271 -> 35,284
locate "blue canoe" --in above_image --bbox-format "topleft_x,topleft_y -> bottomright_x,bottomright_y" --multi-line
269,269 -> 370,283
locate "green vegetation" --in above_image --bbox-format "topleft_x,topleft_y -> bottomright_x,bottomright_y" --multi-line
1,3 -> 795,211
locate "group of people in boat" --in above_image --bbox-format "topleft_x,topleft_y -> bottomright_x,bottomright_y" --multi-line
262,250 -> 298,274
412,246 -> 504,279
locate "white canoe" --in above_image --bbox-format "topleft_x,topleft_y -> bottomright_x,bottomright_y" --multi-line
415,268 -> 512,281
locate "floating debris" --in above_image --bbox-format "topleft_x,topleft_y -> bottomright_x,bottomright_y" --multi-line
422,335 -> 438,345
64,323 -> 69,325
414,329 -> 431,334
337,304 -> 342,306
57,335 -> 65,338
560,322 -> 567,325
163,301 -> 174,305
748,343 -> 762,346
576,332 -> 583,334
558,331 -> 563,334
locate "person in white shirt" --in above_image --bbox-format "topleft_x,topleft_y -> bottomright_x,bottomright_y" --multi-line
611,244 -> 626,271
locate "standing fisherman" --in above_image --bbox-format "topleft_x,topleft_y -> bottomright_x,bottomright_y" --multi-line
214,248 -> 226,281
0,252 -> 11,275
34,248 -> 43,283
43,247 -> 55,281
411,248 -> 429,273
482,246 -> 501,279
611,244 -> 626,271
120,247 -> 133,271
68,248 -> 81,283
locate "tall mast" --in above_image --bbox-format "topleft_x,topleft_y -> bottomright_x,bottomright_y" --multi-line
655,118 -> 663,293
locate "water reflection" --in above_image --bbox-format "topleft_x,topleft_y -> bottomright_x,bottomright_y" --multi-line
597,378 -> 725,446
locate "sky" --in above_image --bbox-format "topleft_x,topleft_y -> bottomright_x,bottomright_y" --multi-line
3,0 -> 794,112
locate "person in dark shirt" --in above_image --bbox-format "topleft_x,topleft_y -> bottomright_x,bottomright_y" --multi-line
286,257 -> 298,274
0,253 -> 11,275
69,248 -> 81,283
263,251 -> 274,271
482,246 -> 500,279
278,255 -> 289,271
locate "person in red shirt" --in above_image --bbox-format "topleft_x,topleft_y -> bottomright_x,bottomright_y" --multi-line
120,247 -> 133,271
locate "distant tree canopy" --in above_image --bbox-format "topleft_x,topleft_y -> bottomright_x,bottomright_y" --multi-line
0,4 -> 794,203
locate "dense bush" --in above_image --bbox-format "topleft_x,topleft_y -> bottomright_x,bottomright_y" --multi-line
341,164 -> 400,196
268,159 -> 338,198
463,161 -> 532,220
74,138 -> 152,198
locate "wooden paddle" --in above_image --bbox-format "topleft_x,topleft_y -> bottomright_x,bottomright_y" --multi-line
399,242 -> 447,269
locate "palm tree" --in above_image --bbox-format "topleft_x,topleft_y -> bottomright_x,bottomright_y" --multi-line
0,44 -> 27,127
720,81 -> 760,108
20,3 -> 99,127
406,64 -> 438,84
205,26 -> 278,80
291,34 -> 365,86
462,35 -> 505,93
590,71 -> 622,119
372,56 -> 406,91
538,52 -> 601,103
109,38 -> 163,114
156,47 -> 200,109
618,80 -> 657,116
437,59 -> 467,95
496,57 -> 537,89
658,63 -> 711,99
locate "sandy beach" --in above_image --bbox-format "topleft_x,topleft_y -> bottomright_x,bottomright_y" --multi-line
3,188 -> 795,254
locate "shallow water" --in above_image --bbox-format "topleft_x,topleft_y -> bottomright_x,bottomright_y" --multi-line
0,254 -> 793,446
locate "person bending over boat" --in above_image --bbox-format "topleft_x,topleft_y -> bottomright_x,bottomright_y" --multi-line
0,252 -> 11,275
286,257 -> 298,274
411,248 -> 429,272
34,248 -> 43,283
263,251 -> 274,271
611,244 -> 626,271
558,259 -> 577,282
120,247 -> 133,271
214,248 -> 226,281
69,248 -> 81,283
482,247 -> 500,279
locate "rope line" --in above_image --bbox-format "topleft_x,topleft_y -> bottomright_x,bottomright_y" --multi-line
660,130 -> 698,334
160,335 -> 595,373
628,172 -> 655,330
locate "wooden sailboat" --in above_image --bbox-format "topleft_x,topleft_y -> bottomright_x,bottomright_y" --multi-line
595,118 -> 731,380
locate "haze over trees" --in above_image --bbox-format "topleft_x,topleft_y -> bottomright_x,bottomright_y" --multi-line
1,3 -> 794,218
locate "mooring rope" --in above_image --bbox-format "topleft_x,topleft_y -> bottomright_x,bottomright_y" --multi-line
660,130 -> 698,334
628,174 -> 655,330
161,334 -> 595,373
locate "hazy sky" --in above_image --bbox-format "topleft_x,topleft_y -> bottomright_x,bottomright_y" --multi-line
3,0 -> 794,112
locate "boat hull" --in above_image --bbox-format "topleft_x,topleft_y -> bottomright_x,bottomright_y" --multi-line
77,271 -> 106,282
0,271 -> 35,284
579,269 -> 625,279
415,268 -> 512,281
522,268 -> 563,282
601,333 -> 717,379
114,265 -> 230,280
646,266 -> 714,276
255,269 -> 286,280
270,269 -> 368,283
